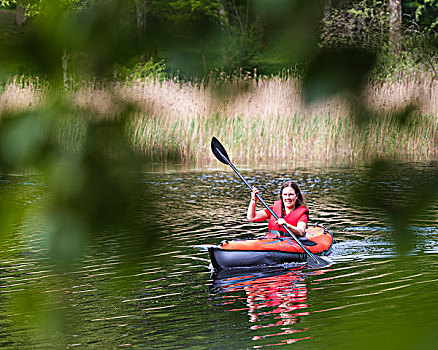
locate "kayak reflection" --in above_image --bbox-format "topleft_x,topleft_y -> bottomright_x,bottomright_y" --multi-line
211,266 -> 328,346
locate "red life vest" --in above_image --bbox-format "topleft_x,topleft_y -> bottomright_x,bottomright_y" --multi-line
266,200 -> 309,238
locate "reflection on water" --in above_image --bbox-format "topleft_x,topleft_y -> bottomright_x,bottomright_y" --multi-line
211,267 -> 331,347
1,163 -> 438,349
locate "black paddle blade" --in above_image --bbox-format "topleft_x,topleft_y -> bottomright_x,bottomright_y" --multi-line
211,137 -> 231,165
306,254 -> 332,269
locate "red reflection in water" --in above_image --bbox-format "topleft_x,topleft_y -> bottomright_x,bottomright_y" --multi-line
213,267 -> 330,347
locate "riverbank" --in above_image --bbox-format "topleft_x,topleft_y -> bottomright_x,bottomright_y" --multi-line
1,73 -> 437,166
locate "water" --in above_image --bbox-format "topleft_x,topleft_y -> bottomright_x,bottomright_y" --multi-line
1,163 -> 438,349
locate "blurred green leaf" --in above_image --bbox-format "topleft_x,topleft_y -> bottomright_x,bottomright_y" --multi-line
302,48 -> 377,103
256,0 -> 323,63
349,160 -> 438,253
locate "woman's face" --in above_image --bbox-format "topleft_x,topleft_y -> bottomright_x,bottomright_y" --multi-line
281,186 -> 297,209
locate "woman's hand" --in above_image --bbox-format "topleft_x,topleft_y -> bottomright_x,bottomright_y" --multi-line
276,219 -> 306,237
277,218 -> 287,227
251,187 -> 259,201
247,187 -> 269,222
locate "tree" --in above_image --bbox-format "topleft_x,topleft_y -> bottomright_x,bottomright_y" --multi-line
389,0 -> 402,51
15,0 -> 26,26
136,0 -> 147,42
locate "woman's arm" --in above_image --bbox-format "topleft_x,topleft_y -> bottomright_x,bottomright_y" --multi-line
247,187 -> 269,222
276,219 -> 307,237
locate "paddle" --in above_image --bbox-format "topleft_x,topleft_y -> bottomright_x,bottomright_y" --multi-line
211,137 -> 329,268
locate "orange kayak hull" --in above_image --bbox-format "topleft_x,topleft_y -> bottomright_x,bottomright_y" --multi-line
208,225 -> 333,270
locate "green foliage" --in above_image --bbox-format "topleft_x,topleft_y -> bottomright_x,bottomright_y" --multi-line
215,0 -> 265,72
0,0 -> 15,7
320,0 -> 391,49
0,0 -> 86,17
405,0 -> 438,30
0,0 -> 140,81
372,32 -> 438,81
165,0 -> 224,23
114,56 -> 167,81
320,0 -> 437,82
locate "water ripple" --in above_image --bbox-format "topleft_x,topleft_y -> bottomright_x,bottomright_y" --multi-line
1,167 -> 438,349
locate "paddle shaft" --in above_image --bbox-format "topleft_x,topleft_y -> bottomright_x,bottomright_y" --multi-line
214,147 -> 319,263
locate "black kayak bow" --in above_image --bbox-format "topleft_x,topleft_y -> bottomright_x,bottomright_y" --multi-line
211,137 -> 329,268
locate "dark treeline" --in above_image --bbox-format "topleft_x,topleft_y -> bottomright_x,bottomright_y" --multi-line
0,0 -> 437,80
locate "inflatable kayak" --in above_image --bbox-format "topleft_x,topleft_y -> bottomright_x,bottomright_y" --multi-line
208,224 -> 333,270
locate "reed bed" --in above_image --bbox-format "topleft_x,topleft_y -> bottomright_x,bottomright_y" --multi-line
0,76 -> 47,112
123,74 -> 437,165
1,73 -> 437,167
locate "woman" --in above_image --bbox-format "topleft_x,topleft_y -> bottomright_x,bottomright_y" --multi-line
247,180 -> 308,238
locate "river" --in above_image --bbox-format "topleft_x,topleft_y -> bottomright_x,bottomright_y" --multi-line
1,162 -> 438,349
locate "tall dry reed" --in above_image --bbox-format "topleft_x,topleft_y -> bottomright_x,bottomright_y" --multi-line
0,76 -> 46,112
121,73 -> 437,166
1,73 -> 437,167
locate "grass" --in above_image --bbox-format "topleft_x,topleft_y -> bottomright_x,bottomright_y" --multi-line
1,73 -> 437,167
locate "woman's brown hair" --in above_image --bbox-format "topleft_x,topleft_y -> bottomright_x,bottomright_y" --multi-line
279,180 -> 306,210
